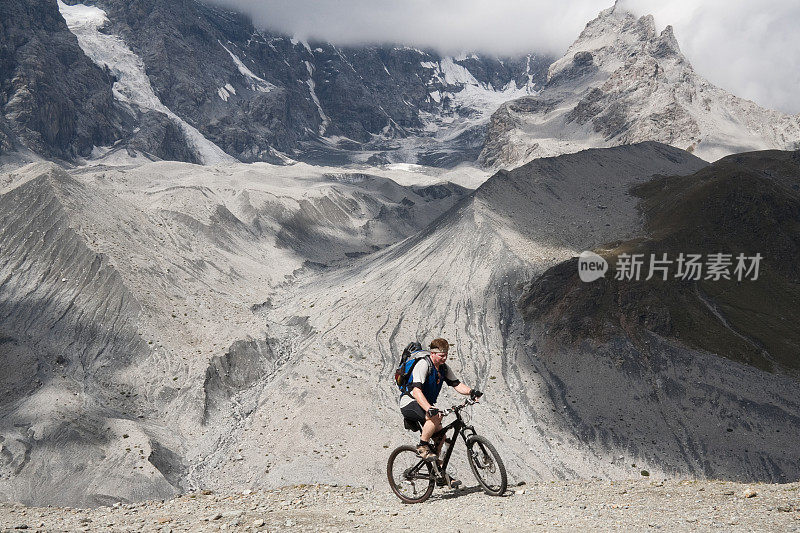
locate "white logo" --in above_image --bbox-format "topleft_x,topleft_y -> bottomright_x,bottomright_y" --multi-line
578,251 -> 608,282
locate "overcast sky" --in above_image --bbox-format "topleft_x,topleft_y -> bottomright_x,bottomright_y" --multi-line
209,0 -> 800,114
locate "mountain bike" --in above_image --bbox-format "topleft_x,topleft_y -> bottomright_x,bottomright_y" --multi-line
387,398 -> 507,503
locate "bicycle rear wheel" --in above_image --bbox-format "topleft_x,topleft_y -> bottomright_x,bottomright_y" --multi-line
387,445 -> 435,503
466,435 -> 507,496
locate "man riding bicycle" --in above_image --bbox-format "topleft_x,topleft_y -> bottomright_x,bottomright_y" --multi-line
399,338 -> 482,462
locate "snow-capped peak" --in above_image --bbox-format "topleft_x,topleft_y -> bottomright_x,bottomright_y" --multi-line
547,6 -> 681,86
479,5 -> 800,169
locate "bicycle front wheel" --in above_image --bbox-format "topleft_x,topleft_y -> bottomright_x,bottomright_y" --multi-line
387,445 -> 435,503
466,435 -> 507,496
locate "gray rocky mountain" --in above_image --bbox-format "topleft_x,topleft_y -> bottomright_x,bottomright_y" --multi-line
5,143 -> 798,507
259,143 -> 796,491
0,160 -> 469,506
517,148 -> 800,479
479,4 -> 800,169
1,0 -> 551,167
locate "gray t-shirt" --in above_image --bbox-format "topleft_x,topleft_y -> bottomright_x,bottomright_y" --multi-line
399,354 -> 459,408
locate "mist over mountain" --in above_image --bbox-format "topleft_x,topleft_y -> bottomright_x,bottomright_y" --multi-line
1,0 -> 553,168
3,1 -> 799,172
207,0 -> 800,117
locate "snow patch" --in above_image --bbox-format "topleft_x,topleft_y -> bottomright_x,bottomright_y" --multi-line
439,57 -> 481,86
304,61 -> 329,136
385,163 -> 427,173
420,57 -> 486,88
219,42 -> 273,93
378,55 -> 540,166
394,46 -> 426,55
523,54 -> 537,92
291,37 -> 313,54
415,56 -> 537,145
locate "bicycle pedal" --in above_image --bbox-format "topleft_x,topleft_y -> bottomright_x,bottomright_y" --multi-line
436,474 -> 462,489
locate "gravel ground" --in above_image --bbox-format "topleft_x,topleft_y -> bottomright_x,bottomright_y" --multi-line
2,479 -> 799,532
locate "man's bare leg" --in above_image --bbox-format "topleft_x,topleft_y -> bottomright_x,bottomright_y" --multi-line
418,413 -> 443,460
420,413 -> 442,442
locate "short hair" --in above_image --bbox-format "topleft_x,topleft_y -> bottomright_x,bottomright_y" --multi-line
429,338 -> 449,353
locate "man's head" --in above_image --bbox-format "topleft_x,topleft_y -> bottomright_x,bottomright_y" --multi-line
429,338 -> 449,366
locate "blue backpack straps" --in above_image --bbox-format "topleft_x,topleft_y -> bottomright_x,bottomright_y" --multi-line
396,350 -> 428,395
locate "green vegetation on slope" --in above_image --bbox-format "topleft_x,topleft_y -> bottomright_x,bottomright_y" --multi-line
520,150 -> 800,375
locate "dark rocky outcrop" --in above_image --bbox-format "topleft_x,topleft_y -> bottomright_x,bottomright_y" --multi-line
127,111 -> 200,164
0,0 -> 125,160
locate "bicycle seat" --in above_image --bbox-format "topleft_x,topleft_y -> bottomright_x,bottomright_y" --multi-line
403,417 -> 422,432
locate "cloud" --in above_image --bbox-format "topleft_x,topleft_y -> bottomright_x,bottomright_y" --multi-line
208,0 -> 610,56
208,0 -> 800,113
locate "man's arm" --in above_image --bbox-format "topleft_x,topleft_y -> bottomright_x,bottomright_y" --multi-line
454,383 -> 472,396
443,365 -> 474,396
411,387 -> 433,412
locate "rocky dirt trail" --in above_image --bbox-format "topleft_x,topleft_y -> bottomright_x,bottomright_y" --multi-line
2,480 -> 798,532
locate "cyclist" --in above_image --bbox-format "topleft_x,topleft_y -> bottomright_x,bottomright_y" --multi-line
399,338 -> 482,461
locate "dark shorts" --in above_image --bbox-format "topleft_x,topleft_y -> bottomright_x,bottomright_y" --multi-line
400,400 -> 427,425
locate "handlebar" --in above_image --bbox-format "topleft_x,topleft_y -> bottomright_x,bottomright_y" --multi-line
438,397 -> 478,417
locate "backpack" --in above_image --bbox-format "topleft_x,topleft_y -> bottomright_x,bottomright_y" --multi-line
394,341 -> 425,392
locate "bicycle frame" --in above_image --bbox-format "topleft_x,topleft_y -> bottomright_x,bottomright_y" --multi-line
431,409 -> 476,474
403,404 -> 476,483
